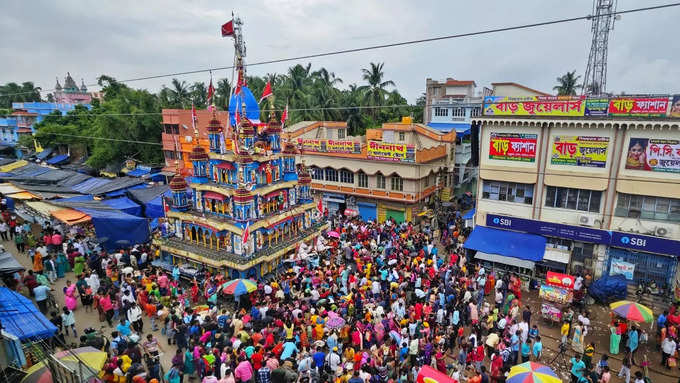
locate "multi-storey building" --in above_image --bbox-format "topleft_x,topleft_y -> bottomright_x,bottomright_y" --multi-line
466,94 -> 680,296
3,102 -> 89,146
285,119 -> 455,223
53,72 -> 92,105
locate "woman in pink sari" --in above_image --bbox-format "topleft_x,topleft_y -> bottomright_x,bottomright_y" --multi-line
64,280 -> 78,311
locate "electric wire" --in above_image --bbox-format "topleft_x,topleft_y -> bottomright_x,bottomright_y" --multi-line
1,2 -> 679,98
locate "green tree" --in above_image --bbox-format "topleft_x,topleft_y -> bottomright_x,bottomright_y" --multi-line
190,81 -> 207,108
359,62 -> 395,118
0,81 -> 42,108
215,78 -> 231,110
554,71 -> 582,96
169,78 -> 190,108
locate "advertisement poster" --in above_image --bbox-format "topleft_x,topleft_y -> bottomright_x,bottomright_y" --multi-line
608,97 -> 669,116
551,136 -> 609,168
488,132 -> 537,162
297,138 -> 361,154
610,258 -> 635,280
545,271 -> 575,289
585,98 -> 609,116
670,95 -> 680,117
483,96 -> 585,116
367,140 -> 415,163
625,138 -> 680,173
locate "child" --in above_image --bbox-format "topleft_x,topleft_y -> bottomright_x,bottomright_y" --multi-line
528,325 -> 539,341
596,354 -> 609,375
61,306 -> 77,338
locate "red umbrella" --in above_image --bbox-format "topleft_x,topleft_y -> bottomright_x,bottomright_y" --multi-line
417,365 -> 456,383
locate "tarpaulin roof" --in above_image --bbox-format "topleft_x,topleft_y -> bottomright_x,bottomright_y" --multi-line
0,287 -> 57,340
105,183 -> 146,197
24,201 -> 63,217
86,177 -> 145,196
462,208 -> 475,220
71,177 -> 112,194
52,208 -> 91,225
427,122 -> 471,136
35,148 -> 53,160
464,225 -> 547,262
102,196 -> 142,217
0,160 -> 28,173
127,168 -> 150,177
0,184 -> 24,194
7,191 -> 39,200
144,196 -> 165,218
46,154 -> 69,165
77,207 -> 150,249
0,251 -> 24,275
128,184 -> 169,203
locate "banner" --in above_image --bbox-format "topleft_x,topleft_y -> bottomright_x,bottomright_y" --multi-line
297,138 -> 361,154
608,97 -> 669,117
585,98 -> 609,116
367,140 -> 415,163
546,271 -> 575,289
483,96 -> 585,116
486,214 -> 611,244
610,258 -> 635,280
551,136 -> 609,168
488,132 -> 537,162
625,138 -> 680,173
670,95 -> 680,117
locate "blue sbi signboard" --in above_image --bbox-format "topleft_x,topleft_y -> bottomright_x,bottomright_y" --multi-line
486,214 -> 680,257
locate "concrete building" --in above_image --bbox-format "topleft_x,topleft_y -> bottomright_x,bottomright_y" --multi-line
468,105 -> 680,295
54,73 -> 92,105
284,119 -> 455,223
2,102 -> 88,146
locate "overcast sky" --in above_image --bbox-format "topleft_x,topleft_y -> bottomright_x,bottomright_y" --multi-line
2,0 -> 678,103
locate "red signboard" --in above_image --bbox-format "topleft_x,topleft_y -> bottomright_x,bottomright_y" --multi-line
545,271 -> 575,289
488,132 -> 537,162
608,97 -> 669,117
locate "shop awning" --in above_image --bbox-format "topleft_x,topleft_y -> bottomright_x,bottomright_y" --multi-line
24,201 -> 62,217
51,208 -> 91,225
464,225 -> 547,262
127,167 -> 150,177
474,251 -> 536,270
462,208 -> 476,220
46,154 -> 69,165
7,191 -> 39,200
216,162 -> 235,170
0,160 -> 27,173
35,148 -> 53,160
0,184 -> 24,194
0,287 -> 57,340
203,191 -> 226,201
427,122 -> 471,136
543,248 -> 571,264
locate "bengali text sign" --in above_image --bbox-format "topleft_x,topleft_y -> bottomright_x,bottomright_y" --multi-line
488,132 -> 537,162
483,96 -> 585,116
608,97 -> 669,116
625,138 -> 680,173
551,136 -> 609,168
367,140 -> 415,162
297,138 -> 361,154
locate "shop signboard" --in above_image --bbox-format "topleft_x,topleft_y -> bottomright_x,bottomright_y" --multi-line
551,136 -> 609,168
584,98 -> 609,116
545,271 -> 575,289
624,138 -> 680,173
611,231 -> 680,257
608,97 -> 669,117
670,95 -> 680,117
610,258 -> 635,280
488,132 -> 537,162
483,96 -> 585,116
297,138 -> 361,154
367,140 -> 415,163
486,214 -> 611,244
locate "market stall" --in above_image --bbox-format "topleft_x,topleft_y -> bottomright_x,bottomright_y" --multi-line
539,271 -> 574,326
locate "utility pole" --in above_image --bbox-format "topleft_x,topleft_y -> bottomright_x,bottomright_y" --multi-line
583,0 -> 618,95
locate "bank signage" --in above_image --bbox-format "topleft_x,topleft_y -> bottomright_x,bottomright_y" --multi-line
486,214 -> 611,244
610,232 -> 680,257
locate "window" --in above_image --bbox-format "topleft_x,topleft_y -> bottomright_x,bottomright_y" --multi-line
398,132 -> 405,141
615,193 -> 680,222
340,170 -> 354,184
571,242 -> 595,272
452,108 -> 465,117
338,129 -> 346,139
424,176 -> 429,187
376,174 -> 386,189
545,186 -> 601,213
325,168 -> 338,182
326,128 -> 333,139
546,237 -> 571,250
163,124 -> 179,134
391,176 -> 403,191
471,107 -> 482,117
164,150 -> 176,160
434,107 -> 448,117
482,180 -> 534,204
358,172 -> 368,188
311,167 -> 324,180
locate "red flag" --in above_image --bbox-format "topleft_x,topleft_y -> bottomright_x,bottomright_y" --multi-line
242,221 -> 250,245
207,77 -> 215,106
191,103 -> 198,130
281,104 -> 288,127
235,108 -> 241,126
221,20 -> 234,37
317,199 -> 324,215
259,81 -> 273,103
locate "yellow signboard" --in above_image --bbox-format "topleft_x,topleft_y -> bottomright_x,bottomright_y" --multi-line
484,96 -> 586,116
367,140 -> 415,163
551,136 -> 609,168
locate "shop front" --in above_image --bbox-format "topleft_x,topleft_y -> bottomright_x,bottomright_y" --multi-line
608,232 -> 680,292
357,201 -> 377,222
322,193 -> 346,215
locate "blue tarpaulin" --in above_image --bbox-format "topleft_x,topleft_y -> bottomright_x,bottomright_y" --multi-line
464,225 -> 546,262
78,208 -> 150,250
46,154 -> 69,165
462,208 -> 475,220
427,122 -> 471,136
71,177 -> 112,194
35,148 -> 53,160
0,287 -> 57,340
229,87 -> 261,126
103,196 -> 142,217
127,168 -> 150,177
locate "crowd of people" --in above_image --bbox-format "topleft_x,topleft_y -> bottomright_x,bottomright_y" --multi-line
2,205 -> 664,383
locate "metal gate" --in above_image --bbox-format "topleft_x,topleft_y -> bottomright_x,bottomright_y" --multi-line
607,247 -> 677,289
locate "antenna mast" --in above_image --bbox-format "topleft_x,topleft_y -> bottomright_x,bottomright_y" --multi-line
583,0 -> 617,95
233,14 -> 246,76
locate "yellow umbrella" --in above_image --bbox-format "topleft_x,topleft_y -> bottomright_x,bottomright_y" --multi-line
21,347 -> 107,383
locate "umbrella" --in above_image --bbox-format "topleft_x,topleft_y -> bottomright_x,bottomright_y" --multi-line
327,231 -> 340,238
21,346 -> 107,383
507,362 -> 561,383
326,312 -> 346,329
219,279 -> 257,295
416,365 -> 456,383
610,300 -> 654,323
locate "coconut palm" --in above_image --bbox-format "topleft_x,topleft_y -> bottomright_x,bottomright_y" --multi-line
215,78 -> 231,109
170,78 -> 190,108
190,82 -> 207,108
313,68 -> 343,88
554,71 -> 582,96
359,62 -> 395,118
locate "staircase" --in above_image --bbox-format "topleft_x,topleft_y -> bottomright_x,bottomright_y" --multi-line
625,284 -> 672,314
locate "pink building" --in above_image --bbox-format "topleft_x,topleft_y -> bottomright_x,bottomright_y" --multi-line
54,72 -> 91,105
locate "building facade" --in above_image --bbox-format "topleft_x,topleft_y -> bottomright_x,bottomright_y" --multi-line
285,119 -> 455,223
2,102 -> 88,146
471,112 -> 680,296
54,73 -> 92,105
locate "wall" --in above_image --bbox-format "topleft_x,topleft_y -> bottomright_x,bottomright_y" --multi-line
491,84 -> 548,98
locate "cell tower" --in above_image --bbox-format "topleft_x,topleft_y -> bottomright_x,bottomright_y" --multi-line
583,0 -> 617,95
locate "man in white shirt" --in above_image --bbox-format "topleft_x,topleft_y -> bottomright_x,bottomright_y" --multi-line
662,337 -> 676,367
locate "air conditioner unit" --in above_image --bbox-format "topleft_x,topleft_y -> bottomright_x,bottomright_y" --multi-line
578,215 -> 594,227
655,225 -> 673,237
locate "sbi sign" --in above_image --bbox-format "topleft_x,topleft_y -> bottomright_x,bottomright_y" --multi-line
620,236 -> 647,247
492,217 -> 512,227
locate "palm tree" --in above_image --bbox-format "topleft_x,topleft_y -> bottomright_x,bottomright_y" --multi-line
190,82 -> 207,108
170,78 -> 190,108
359,62 -> 395,118
342,84 -> 365,135
215,78 -> 231,109
312,68 -> 343,88
553,71 -> 582,96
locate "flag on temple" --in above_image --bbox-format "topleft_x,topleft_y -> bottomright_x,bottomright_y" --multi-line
207,77 -> 215,107
259,81 -> 273,103
317,199 -> 324,215
281,104 -> 288,128
221,20 -> 234,37
242,221 -> 250,244
191,103 -> 198,129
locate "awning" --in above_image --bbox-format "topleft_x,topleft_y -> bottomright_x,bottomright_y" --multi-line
35,148 -> 53,160
474,251 -> 535,270
0,160 -> 28,173
24,201 -> 62,217
127,168 -> 150,177
0,287 -> 57,340
344,208 -> 358,217
464,225 -> 547,262
216,162 -> 235,170
0,251 -> 24,275
203,191 -> 226,201
462,208 -> 475,220
7,191 -> 39,200
543,248 -> 571,264
0,184 -> 24,194
51,208 -> 91,225
427,122 -> 471,136
46,154 -> 69,165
